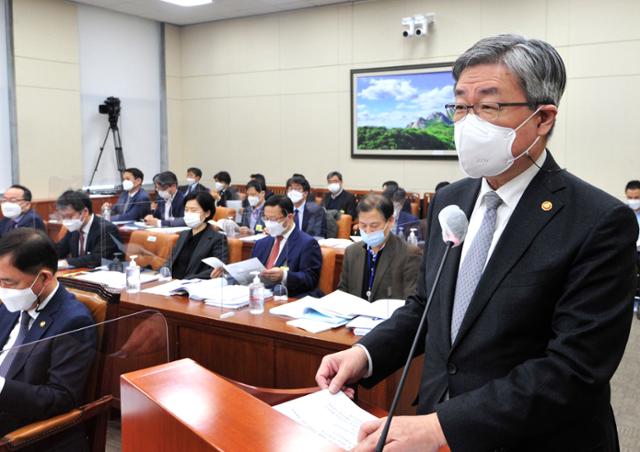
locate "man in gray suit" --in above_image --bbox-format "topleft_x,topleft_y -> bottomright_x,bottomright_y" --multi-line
339,194 -> 420,302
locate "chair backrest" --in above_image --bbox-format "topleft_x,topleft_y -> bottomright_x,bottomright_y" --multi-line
126,230 -> 179,271
227,238 -> 243,263
214,206 -> 237,221
66,288 -> 108,402
318,247 -> 337,295
336,214 -> 352,239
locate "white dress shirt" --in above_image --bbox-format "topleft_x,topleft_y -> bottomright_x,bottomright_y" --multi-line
79,214 -> 94,255
0,282 -> 60,393
271,224 -> 296,285
294,201 -> 306,230
356,150 -> 547,378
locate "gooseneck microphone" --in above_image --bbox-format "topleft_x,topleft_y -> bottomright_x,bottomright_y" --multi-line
375,205 -> 468,452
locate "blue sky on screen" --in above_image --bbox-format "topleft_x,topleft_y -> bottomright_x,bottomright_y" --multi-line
356,70 -> 455,128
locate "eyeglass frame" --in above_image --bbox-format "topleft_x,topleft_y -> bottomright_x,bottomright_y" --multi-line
445,102 -> 537,122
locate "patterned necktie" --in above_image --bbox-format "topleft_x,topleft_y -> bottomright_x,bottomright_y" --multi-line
266,236 -> 283,269
451,191 -> 503,342
123,195 -> 131,214
0,312 -> 31,378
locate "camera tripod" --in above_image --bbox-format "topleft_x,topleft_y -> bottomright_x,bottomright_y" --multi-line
89,121 -> 126,187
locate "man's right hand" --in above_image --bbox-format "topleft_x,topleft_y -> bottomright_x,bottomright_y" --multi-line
315,346 -> 369,398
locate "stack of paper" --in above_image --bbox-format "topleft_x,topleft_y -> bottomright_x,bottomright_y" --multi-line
147,226 -> 190,234
203,285 -> 250,308
74,270 -> 159,290
169,278 -> 227,300
270,291 -> 405,334
274,389 -> 377,450
317,238 -> 354,249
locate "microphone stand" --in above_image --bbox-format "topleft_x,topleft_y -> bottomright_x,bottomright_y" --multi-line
375,240 -> 454,452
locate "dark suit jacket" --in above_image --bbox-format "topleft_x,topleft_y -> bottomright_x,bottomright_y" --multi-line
0,285 -> 96,450
359,153 -> 638,452
180,182 -> 209,196
0,209 -> 45,238
252,227 -> 322,297
322,190 -> 357,219
111,188 -> 150,222
164,225 -> 229,280
299,201 -> 326,238
239,202 -> 265,233
153,191 -> 186,227
216,187 -> 238,207
55,215 -> 120,268
338,233 -> 421,301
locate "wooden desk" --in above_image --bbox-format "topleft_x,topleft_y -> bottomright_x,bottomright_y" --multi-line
121,359 -> 339,452
118,287 -> 423,415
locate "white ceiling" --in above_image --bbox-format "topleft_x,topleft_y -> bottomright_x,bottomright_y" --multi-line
71,0 -> 354,26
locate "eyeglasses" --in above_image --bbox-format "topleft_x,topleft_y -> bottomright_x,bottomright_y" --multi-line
262,216 -> 285,222
445,102 -> 535,122
0,198 -> 25,204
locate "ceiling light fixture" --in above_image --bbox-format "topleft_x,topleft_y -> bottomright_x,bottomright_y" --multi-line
160,0 -> 213,7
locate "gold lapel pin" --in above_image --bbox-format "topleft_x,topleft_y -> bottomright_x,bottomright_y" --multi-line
541,201 -> 553,212
39,320 -> 46,328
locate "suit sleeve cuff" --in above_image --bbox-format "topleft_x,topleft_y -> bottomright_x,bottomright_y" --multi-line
157,220 -> 162,227
281,269 -> 288,286
353,344 -> 373,378
0,377 -> 5,395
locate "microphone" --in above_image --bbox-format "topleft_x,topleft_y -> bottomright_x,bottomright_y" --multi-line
375,205 -> 468,452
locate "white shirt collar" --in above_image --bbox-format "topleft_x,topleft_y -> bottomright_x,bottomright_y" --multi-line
81,214 -> 94,236
478,150 -> 547,209
282,223 -> 295,240
331,188 -> 344,199
295,200 -> 306,212
27,282 -> 59,320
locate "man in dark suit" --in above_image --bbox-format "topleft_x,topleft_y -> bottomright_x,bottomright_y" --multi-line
339,194 -> 420,302
144,171 -> 186,227
181,167 -> 209,196
164,192 -> 228,280
250,173 -> 274,200
316,34 -> 638,452
239,180 -> 266,235
55,190 -> 120,269
286,175 -> 327,238
321,171 -> 357,219
102,167 -> 150,222
252,195 -> 322,298
212,171 -> 238,208
0,229 -> 96,450
0,185 -> 45,237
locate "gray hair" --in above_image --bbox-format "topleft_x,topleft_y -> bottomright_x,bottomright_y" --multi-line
453,34 -> 566,106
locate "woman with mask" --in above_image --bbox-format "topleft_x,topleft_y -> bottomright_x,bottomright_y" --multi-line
338,194 -> 421,302
163,192 -> 228,280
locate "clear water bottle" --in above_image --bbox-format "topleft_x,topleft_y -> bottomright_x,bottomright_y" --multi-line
101,204 -> 111,221
407,228 -> 418,247
126,255 -> 141,293
248,271 -> 264,315
397,226 -> 405,241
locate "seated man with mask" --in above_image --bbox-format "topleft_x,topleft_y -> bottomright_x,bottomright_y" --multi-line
55,190 -> 120,269
144,171 -> 186,227
182,167 -> 209,196
252,195 -> 322,297
339,194 -> 421,302
101,167 -> 150,222
239,180 -> 266,235
0,185 -> 45,238
286,175 -> 327,238
321,171 -> 357,219
0,229 -> 96,450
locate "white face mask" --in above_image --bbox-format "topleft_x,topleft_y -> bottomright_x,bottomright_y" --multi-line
1,202 -> 22,219
454,107 -> 542,178
186,177 -> 196,186
627,199 -> 640,211
287,190 -> 304,204
184,212 -> 203,229
122,180 -> 134,192
328,183 -> 341,194
157,189 -> 171,200
0,272 -> 43,312
247,196 -> 260,207
62,218 -> 83,232
264,220 -> 285,237
215,182 -> 225,192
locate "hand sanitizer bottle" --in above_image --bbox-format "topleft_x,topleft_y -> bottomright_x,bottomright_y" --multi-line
126,255 -> 141,293
248,271 -> 265,315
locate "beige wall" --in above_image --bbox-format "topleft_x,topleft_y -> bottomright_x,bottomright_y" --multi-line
169,0 -> 640,197
13,0 -> 83,199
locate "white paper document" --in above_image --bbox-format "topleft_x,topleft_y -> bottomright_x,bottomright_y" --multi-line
202,285 -> 250,308
223,257 -> 265,285
286,318 -> 346,333
274,389 -> 377,451
141,279 -> 187,296
201,257 -> 224,269
317,238 -> 354,249
74,270 -> 158,290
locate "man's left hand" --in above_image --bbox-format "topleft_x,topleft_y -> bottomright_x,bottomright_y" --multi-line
353,414 -> 446,452
261,267 -> 284,282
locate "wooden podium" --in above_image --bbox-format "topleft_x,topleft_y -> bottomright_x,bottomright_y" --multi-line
120,359 -> 340,451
